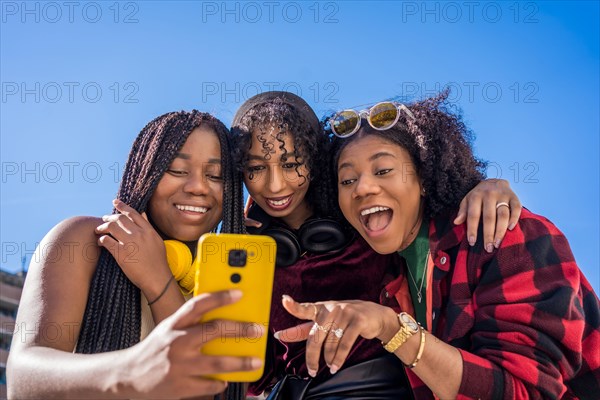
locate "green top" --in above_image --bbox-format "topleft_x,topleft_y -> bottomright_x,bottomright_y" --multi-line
398,220 -> 430,328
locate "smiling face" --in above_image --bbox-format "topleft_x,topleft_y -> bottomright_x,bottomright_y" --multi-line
147,126 -> 223,242
337,134 -> 423,254
243,127 -> 312,229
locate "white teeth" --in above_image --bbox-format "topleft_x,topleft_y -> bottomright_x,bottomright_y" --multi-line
176,204 -> 207,213
268,197 -> 290,206
360,206 -> 390,216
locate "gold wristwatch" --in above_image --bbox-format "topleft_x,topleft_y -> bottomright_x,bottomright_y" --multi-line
383,312 -> 420,353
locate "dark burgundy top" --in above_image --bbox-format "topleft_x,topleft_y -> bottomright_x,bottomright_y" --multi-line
249,235 -> 400,395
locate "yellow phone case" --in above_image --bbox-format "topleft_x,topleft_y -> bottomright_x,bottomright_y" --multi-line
193,233 -> 276,382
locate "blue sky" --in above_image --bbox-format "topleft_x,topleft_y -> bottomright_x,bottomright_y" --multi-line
1,1 -> 598,292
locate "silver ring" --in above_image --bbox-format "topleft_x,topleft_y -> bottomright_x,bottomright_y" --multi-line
310,322 -> 329,334
332,328 -> 344,339
496,202 -> 510,210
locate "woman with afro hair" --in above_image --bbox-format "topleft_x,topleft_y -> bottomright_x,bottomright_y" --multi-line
277,91 -> 600,399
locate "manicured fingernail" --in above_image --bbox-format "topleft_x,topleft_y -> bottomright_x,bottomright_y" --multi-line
468,236 -> 475,246
307,368 -> 316,377
273,331 -> 281,340
112,199 -> 120,205
330,364 -> 339,374
251,358 -> 263,369
508,223 -> 516,230
486,243 -> 494,253
494,239 -> 501,248
250,323 -> 265,338
282,294 -> 293,303
229,290 -> 242,300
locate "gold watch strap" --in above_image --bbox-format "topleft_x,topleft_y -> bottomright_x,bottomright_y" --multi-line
382,313 -> 418,353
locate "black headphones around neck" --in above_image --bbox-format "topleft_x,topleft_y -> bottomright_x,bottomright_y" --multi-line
246,202 -> 352,267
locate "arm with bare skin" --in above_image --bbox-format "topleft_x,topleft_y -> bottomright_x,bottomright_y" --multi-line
7,216 -> 264,399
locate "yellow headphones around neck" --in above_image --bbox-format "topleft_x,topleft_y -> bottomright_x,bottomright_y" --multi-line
164,240 -> 196,294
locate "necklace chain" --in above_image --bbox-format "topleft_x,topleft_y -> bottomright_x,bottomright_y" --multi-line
406,249 -> 430,304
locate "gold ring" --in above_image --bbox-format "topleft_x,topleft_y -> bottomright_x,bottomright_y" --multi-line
496,202 -> 510,210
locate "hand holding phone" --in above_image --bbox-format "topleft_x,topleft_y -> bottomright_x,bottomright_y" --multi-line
194,233 -> 276,382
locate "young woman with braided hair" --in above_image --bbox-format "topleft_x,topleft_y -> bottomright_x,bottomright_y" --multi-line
230,91 -> 524,398
7,111 -> 257,399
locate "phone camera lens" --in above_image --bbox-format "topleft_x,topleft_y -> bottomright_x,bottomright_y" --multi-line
228,249 -> 247,267
230,273 -> 242,283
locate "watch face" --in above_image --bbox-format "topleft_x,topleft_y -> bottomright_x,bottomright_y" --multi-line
400,313 -> 419,332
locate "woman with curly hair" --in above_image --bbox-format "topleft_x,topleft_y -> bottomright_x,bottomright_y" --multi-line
231,91 -> 524,398
7,111 -> 259,399
277,91 -> 600,399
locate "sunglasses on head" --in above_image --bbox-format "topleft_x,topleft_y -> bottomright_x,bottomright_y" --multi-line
330,101 -> 415,138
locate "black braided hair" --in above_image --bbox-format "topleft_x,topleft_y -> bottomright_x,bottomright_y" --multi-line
75,111 -> 245,398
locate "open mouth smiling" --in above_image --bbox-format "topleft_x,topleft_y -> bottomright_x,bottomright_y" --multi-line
359,206 -> 393,233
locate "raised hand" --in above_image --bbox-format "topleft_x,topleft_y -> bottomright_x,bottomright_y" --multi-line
274,295 -> 398,377
95,199 -> 172,297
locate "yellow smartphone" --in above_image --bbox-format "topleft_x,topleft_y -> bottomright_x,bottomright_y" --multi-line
193,233 -> 276,382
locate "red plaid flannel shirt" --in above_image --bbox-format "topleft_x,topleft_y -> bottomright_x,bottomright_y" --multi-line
385,208 -> 600,399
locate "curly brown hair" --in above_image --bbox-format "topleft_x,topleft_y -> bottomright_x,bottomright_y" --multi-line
329,90 -> 487,218
232,95 -> 337,219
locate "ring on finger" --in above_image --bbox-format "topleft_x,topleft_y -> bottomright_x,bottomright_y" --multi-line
496,202 -> 510,210
332,328 -> 344,339
311,322 -> 329,334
